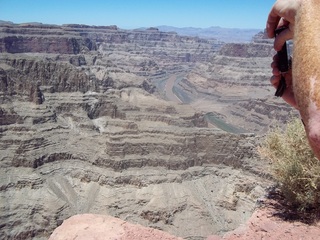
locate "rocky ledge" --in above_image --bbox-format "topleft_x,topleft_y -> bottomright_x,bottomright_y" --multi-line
49,214 -> 183,240
50,207 -> 320,240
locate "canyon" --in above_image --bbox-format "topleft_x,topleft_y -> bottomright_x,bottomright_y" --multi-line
0,22 -> 297,239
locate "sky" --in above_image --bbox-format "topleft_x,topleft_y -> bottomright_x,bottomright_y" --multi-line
0,0 -> 276,30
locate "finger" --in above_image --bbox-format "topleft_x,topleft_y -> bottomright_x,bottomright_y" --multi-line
266,9 -> 281,38
272,67 -> 280,76
271,58 -> 278,67
274,27 -> 293,51
266,0 -> 298,39
282,86 -> 298,109
271,58 -> 281,76
266,0 -> 285,38
270,75 -> 280,88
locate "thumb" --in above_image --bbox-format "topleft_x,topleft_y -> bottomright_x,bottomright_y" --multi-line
274,27 -> 293,51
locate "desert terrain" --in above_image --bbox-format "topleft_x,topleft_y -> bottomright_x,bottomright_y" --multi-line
0,22 -> 298,239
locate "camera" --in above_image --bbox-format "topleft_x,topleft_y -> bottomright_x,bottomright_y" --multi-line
274,26 -> 291,97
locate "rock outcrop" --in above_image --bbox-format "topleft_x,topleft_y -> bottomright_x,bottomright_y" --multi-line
208,201 -> 320,240
0,22 -> 296,240
48,210 -> 320,240
49,214 -> 183,240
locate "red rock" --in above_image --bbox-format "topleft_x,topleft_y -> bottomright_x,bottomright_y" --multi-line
207,204 -> 320,240
50,205 -> 320,240
49,214 -> 183,240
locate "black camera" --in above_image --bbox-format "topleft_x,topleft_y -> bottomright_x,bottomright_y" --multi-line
274,26 -> 291,97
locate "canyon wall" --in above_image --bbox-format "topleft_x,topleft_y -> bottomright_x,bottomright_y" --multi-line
0,22 -> 292,239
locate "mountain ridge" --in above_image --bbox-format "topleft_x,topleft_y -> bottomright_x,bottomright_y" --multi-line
0,20 -> 262,43
149,25 -> 262,43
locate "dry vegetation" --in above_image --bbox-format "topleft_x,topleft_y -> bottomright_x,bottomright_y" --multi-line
259,118 -> 320,217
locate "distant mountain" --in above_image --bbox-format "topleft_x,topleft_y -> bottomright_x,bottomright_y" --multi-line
155,26 -> 262,43
0,20 -> 46,26
0,20 -> 14,25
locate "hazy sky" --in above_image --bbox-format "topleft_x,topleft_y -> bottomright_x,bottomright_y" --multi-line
1,0 -> 276,30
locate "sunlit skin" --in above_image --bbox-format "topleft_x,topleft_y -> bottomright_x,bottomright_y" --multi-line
267,0 -> 300,108
267,0 -> 320,159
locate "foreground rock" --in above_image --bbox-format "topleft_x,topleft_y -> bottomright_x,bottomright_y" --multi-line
49,214 -> 183,240
208,202 -> 320,240
49,207 -> 320,240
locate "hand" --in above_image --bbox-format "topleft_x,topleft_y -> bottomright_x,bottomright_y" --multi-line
270,54 -> 298,109
266,0 -> 301,50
